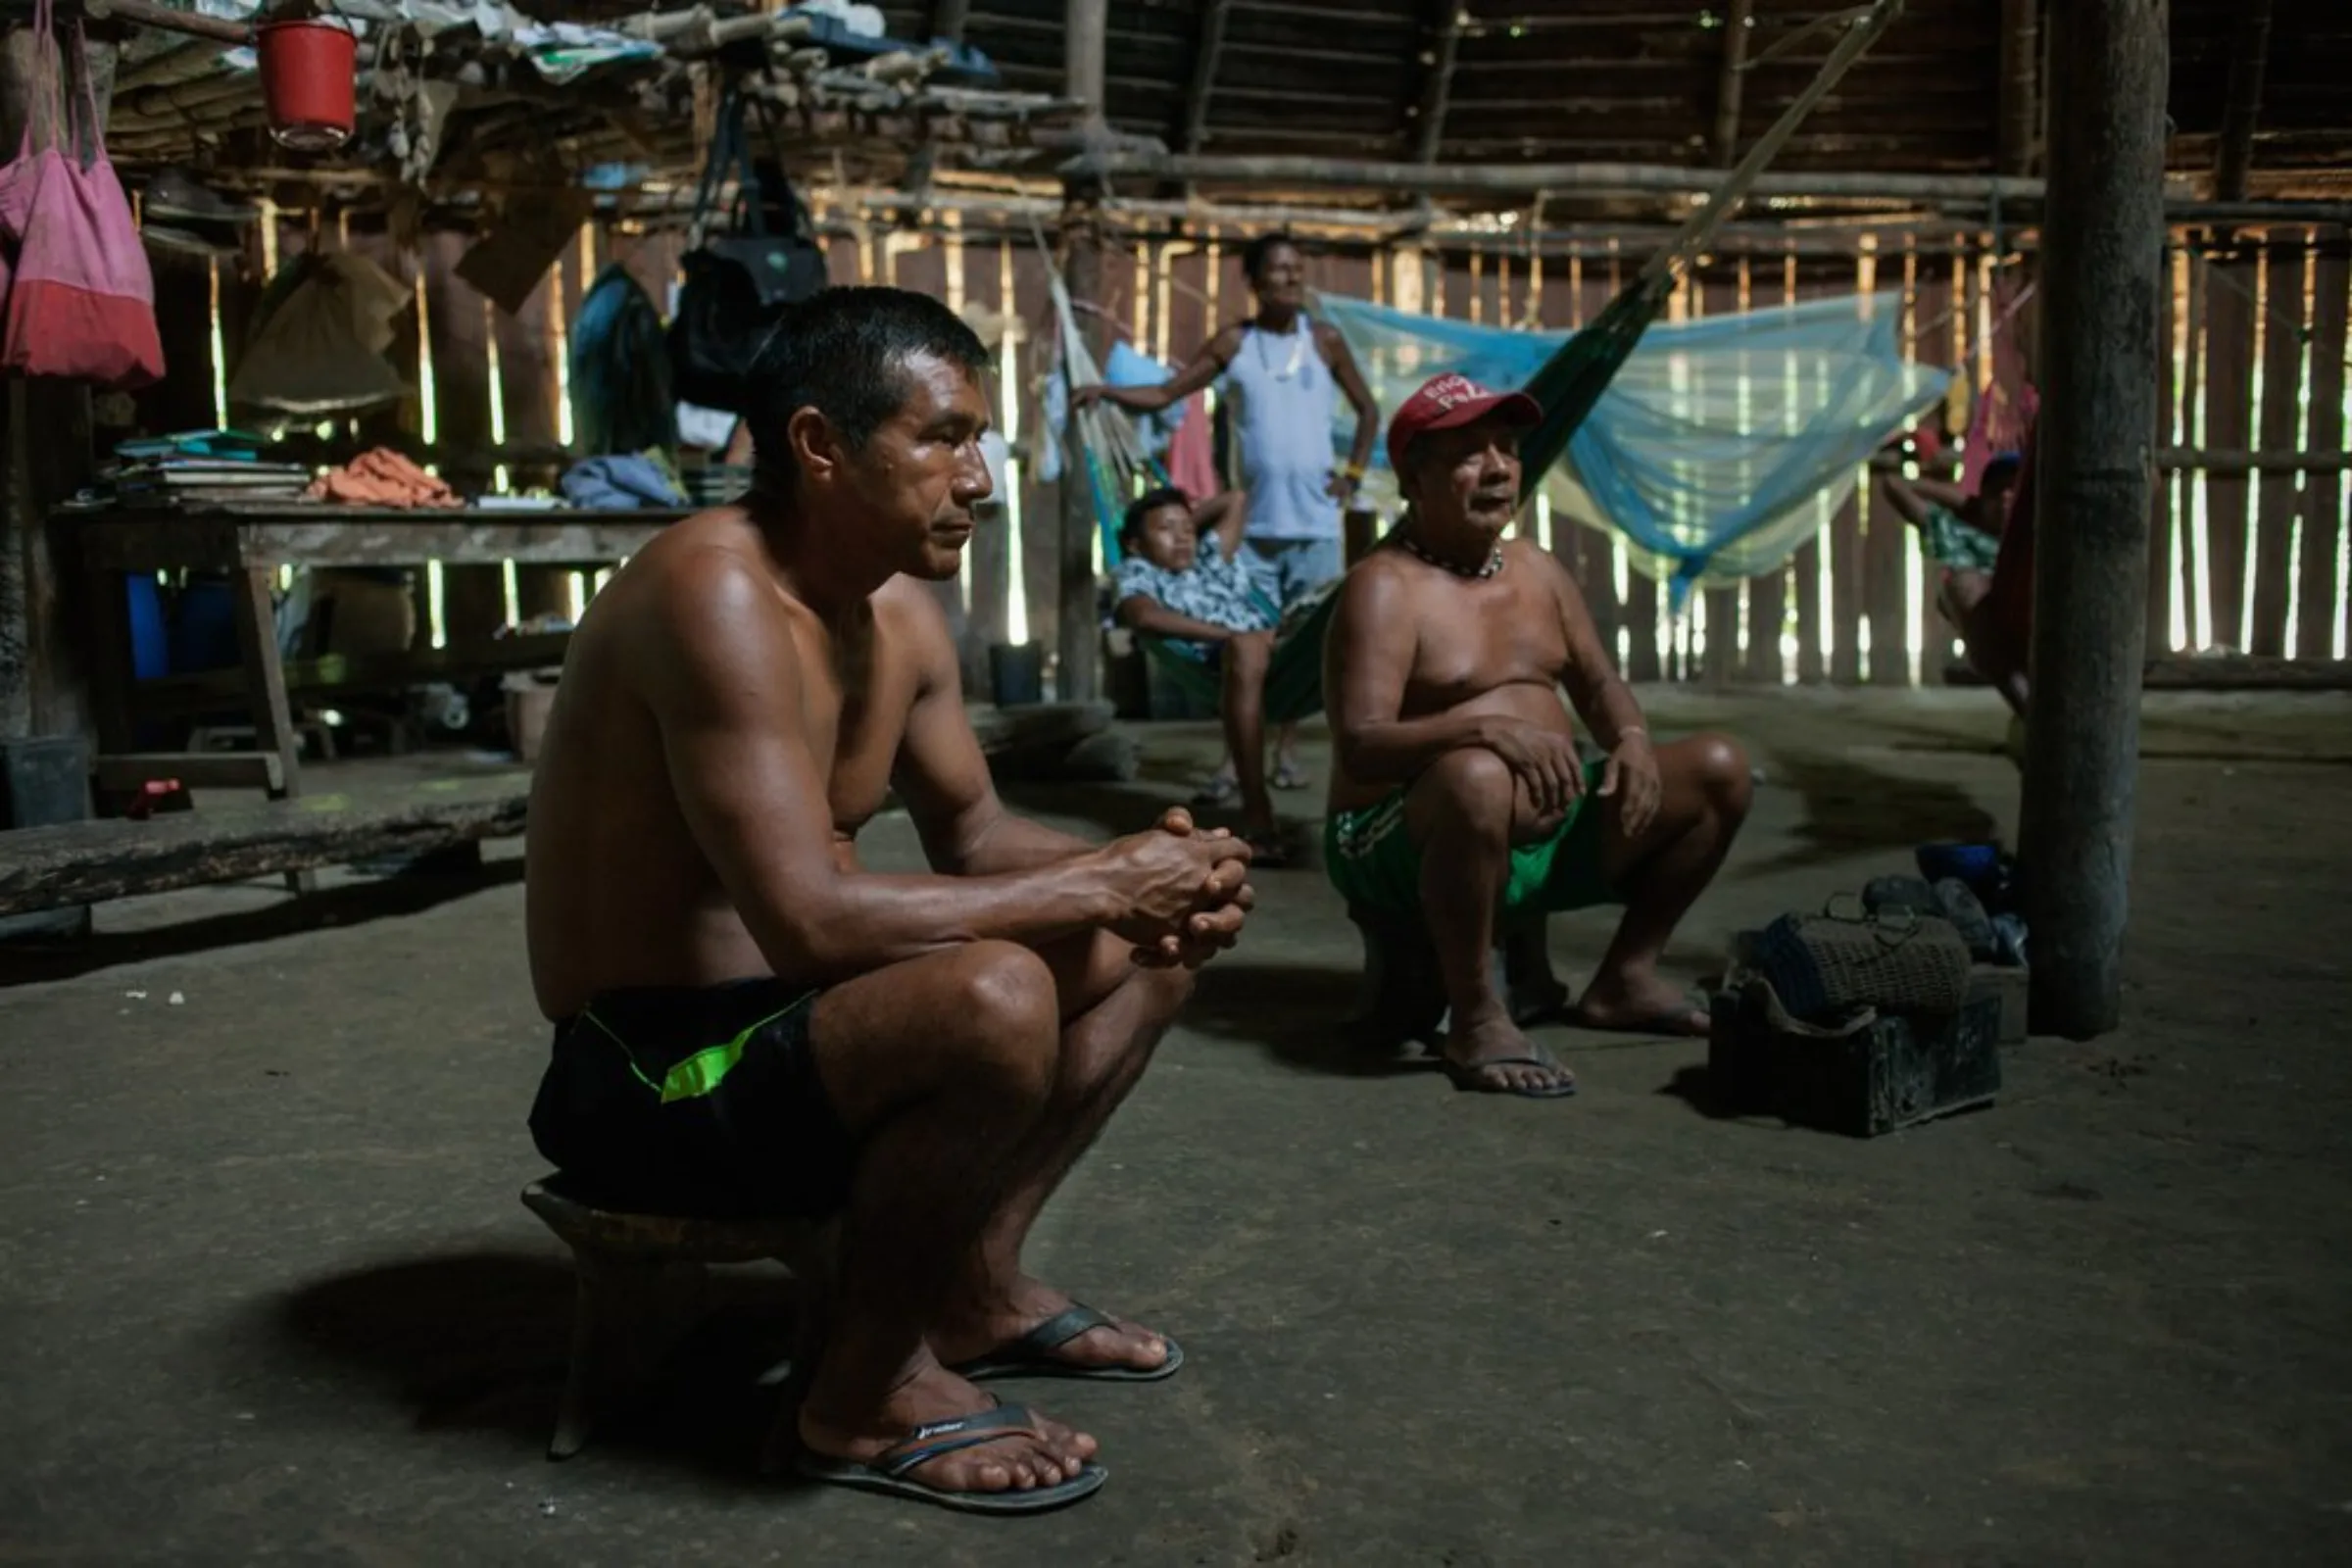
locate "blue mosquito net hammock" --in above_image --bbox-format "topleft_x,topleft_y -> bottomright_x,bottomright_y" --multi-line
1315,289 -> 1953,605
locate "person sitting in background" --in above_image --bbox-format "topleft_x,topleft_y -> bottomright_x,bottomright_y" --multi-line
1077,232 -> 1380,797
1324,373 -> 1754,1099
1111,486 -> 1290,864
1879,446 -> 2030,717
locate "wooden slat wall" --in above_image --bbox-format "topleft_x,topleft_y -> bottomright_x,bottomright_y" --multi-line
1913,244 -> 1957,679
2302,237 -> 2350,661
421,231 -> 506,643
2202,244 -> 2258,653
1861,245 -> 1909,686
2150,241 -> 2179,651
1813,263 -> 1867,685
182,217 -> 2351,691
2249,239 -> 2306,657
2174,250 -> 2209,651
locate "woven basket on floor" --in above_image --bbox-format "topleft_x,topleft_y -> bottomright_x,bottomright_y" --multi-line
1750,902 -> 1972,1023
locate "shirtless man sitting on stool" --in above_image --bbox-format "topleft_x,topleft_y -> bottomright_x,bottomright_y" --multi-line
1322,373 -> 1752,1100
523,287 -> 1253,1513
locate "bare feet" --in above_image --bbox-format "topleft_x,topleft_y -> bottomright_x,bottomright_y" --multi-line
935,1278 -> 1175,1376
1439,1007 -> 1577,1097
798,1360 -> 1096,1497
1573,966 -> 1709,1037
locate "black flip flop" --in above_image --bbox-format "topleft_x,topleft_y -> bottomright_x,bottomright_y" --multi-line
1438,1049 -> 1579,1100
952,1303 -> 1185,1384
795,1402 -> 1107,1515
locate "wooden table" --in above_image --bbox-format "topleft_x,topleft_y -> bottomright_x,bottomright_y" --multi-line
77,502 -> 690,802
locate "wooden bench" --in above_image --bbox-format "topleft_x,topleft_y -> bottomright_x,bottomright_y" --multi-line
0,772 -> 530,918
0,703 -> 1118,920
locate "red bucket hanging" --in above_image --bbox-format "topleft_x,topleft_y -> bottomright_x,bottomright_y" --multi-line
257,15 -> 358,152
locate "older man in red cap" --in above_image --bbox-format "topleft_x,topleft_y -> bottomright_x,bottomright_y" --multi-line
1321,373 -> 1753,1099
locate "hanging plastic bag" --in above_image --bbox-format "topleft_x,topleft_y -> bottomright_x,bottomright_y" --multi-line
227,252 -> 412,416
1,0 -> 164,388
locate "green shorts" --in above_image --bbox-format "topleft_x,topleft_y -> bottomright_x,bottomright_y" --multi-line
1323,758 -> 1622,922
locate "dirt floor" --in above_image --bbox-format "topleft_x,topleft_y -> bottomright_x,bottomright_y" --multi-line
3,687 -> 2350,1565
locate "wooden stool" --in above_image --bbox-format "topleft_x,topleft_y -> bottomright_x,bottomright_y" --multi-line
520,1178 -> 833,1461
1343,904 -> 1570,1049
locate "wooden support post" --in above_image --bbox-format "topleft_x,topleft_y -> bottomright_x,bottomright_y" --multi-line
1056,198 -> 1102,704
1178,0 -> 1232,155
1413,0 -> 1463,165
1996,0 -> 2039,174
2212,0 -> 2273,202
1064,0 -> 1105,134
1712,0 -> 1753,167
901,0 -> 972,203
2019,0 -> 2168,1040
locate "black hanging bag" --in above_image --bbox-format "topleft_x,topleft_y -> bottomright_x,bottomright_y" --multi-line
668,89 -> 829,413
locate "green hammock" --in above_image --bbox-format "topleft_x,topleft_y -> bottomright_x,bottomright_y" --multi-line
1131,580 -> 1338,727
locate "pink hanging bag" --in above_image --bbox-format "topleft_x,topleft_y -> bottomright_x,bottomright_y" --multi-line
2,0 -> 164,388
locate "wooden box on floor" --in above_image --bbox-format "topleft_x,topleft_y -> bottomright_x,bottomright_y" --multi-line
1707,984 -> 2003,1138
1972,961 -> 2030,1045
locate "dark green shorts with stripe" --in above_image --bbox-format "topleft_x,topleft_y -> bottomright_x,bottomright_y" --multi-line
527,977 -> 852,1219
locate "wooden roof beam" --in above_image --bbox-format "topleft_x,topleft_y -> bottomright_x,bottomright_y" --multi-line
1411,1 -> 1464,165
2214,0 -> 2276,201
1995,0 -> 2038,174
902,0 -> 975,206
1179,0 -> 1234,155
1060,149 -> 2062,204
1711,0 -> 1753,168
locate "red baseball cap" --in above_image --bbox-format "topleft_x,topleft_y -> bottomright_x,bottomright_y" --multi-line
1385,371 -> 1543,474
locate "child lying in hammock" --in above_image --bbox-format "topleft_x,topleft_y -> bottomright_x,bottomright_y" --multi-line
1111,487 -> 1291,864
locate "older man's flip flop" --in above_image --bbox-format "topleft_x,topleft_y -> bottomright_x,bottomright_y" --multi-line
1439,1050 -> 1580,1099
794,1403 -> 1108,1515
951,1302 -> 1185,1383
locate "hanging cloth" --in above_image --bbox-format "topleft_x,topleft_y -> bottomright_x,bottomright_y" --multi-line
569,263 -> 677,456
2,0 -> 163,388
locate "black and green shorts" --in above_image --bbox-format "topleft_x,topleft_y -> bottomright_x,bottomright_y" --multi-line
527,977 -> 854,1218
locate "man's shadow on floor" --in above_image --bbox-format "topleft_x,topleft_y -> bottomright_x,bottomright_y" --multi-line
260,1250 -> 826,1488
1183,957 -> 1441,1082
1732,750 -> 2000,882
0,855 -> 523,988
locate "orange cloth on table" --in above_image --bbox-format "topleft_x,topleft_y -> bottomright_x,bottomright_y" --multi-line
306,448 -> 463,509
